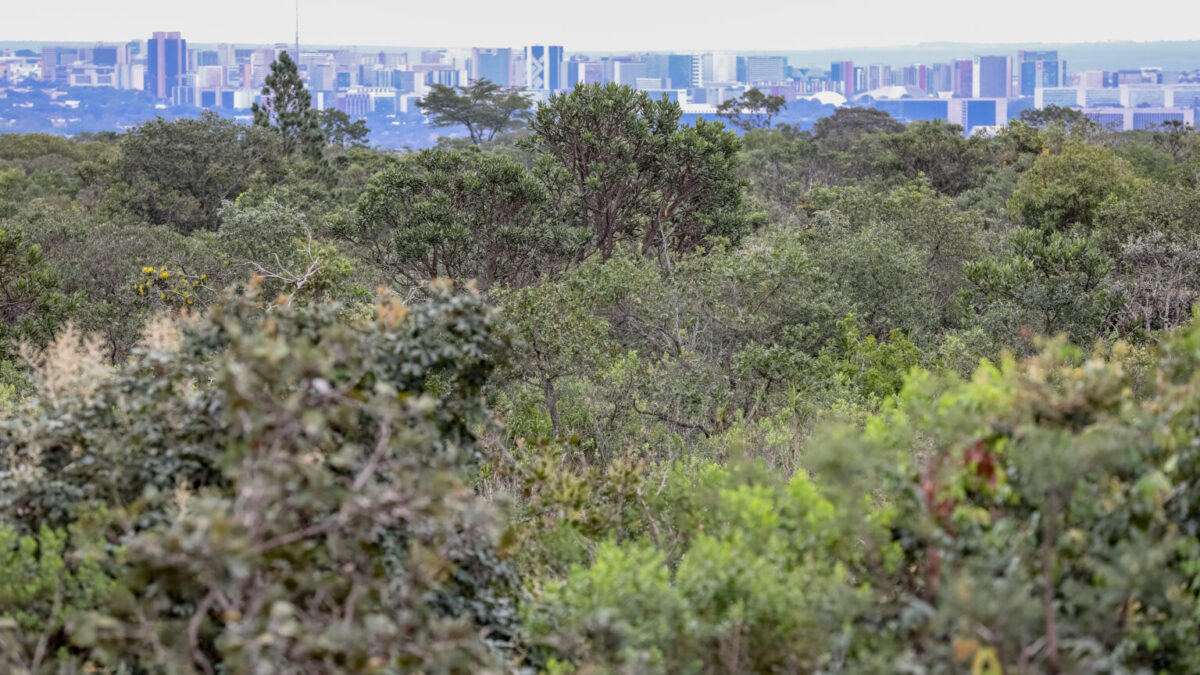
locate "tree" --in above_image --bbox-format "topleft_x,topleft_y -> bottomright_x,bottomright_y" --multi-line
349,148 -> 579,291
853,119 -> 989,196
1008,141 -> 1143,230
100,112 -> 279,233
965,227 -> 1117,344
812,106 -> 904,152
738,126 -> 840,225
1019,104 -> 1097,131
715,88 -> 788,131
0,286 -> 517,671
318,108 -> 371,149
525,83 -> 754,261
252,51 -> 322,159
416,80 -> 531,145
0,225 -> 80,364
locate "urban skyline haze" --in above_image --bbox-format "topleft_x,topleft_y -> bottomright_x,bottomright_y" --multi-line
6,0 -> 1200,51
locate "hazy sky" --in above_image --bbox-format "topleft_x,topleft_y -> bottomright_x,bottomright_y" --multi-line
6,0 -> 1200,51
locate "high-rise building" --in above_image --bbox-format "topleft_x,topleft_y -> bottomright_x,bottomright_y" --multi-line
667,54 -> 700,89
704,52 -> 737,84
614,61 -> 647,87
1017,50 -> 1067,97
525,45 -> 564,91
866,63 -> 892,91
744,56 -> 785,83
972,55 -> 1011,98
952,59 -> 973,97
572,61 -> 604,87
146,31 -> 186,99
929,63 -> 953,94
471,48 -> 511,86
92,46 -> 119,67
40,47 -> 57,81
830,60 -> 854,95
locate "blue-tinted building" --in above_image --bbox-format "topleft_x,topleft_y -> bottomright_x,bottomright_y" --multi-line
1018,51 -> 1066,97
146,31 -> 186,99
872,99 -> 949,123
472,48 -> 511,86
525,45 -> 563,91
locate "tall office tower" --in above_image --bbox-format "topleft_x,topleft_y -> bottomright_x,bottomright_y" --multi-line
40,47 -> 57,81
866,63 -> 892,90
146,31 -> 186,99
929,63 -> 952,94
830,60 -> 854,95
666,54 -> 697,89
902,64 -> 929,92
972,55 -> 1012,98
92,45 -> 118,66
216,43 -> 234,68
572,60 -> 604,87
704,52 -> 737,84
744,56 -> 785,83
1017,50 -> 1066,96
471,48 -> 512,86
952,59 -> 973,97
525,45 -> 564,91
690,53 -> 703,88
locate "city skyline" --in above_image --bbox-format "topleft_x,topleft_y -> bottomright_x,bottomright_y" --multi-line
5,0 -> 1200,52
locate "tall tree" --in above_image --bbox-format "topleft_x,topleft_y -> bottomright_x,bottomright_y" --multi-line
716,88 -> 788,131
416,80 -> 531,145
251,51 -> 322,159
350,148 -> 578,291
525,83 -> 753,261
317,108 -> 370,149
100,112 -> 279,233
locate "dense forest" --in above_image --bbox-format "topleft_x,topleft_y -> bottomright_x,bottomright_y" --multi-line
3,57 -> 1200,674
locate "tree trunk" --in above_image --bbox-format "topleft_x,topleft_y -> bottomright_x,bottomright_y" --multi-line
543,376 -> 561,439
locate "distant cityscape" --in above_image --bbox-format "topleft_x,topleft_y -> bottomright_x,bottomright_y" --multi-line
3,33 -> 1200,146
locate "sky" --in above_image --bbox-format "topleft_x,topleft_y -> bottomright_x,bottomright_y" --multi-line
5,0 -> 1200,52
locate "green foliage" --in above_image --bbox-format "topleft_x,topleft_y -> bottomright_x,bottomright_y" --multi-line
318,108 -> 371,149
526,83 -> 756,261
100,112 -> 280,233
417,79 -> 532,145
0,284 -> 516,671
350,147 -> 580,291
0,522 -> 117,672
812,106 -> 905,152
251,51 -> 323,160
0,224 -> 80,364
8,85 -> 1200,673
715,88 -> 788,131
1009,141 -> 1143,230
965,227 -> 1117,343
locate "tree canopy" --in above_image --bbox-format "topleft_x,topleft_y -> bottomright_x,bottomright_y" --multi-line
5,87 -> 1200,673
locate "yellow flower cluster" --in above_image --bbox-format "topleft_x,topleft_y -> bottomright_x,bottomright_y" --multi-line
132,265 -> 208,306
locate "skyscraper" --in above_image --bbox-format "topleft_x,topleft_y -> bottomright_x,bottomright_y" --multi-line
744,56 -> 785,84
667,54 -> 699,89
972,55 -> 1011,98
525,45 -> 564,91
830,61 -> 854,95
952,59 -> 973,98
146,31 -> 186,99
471,48 -> 512,86
40,47 -> 57,82
1017,50 -> 1067,97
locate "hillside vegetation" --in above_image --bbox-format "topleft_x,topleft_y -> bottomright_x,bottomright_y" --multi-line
2,83 -> 1200,673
